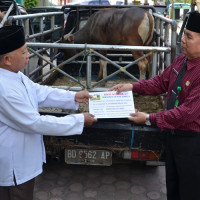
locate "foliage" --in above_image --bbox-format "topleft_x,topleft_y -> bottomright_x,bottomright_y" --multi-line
23,0 -> 39,9
165,0 -> 191,3
173,0 -> 191,3
153,0 -> 191,4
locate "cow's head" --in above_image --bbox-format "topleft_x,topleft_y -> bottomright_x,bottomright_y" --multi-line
59,33 -> 77,63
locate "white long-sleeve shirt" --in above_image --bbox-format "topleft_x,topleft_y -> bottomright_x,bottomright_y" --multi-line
0,68 -> 84,186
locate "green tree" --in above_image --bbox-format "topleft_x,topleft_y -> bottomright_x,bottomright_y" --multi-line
174,0 -> 191,3
167,0 -> 191,3
23,0 -> 39,9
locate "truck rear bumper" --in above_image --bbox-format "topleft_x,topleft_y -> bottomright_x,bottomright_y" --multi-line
42,116 -> 165,165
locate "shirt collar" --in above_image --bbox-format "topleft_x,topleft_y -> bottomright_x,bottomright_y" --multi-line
0,68 -> 22,81
187,57 -> 200,70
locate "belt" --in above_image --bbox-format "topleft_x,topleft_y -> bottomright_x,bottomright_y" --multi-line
166,129 -> 200,137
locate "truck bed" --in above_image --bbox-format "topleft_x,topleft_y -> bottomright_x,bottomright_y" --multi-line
40,75 -> 165,165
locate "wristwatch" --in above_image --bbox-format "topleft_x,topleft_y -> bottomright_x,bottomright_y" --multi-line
145,114 -> 151,126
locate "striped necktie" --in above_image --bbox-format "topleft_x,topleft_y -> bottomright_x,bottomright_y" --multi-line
167,61 -> 187,110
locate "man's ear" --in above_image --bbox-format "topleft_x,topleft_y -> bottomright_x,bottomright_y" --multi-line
3,54 -> 12,66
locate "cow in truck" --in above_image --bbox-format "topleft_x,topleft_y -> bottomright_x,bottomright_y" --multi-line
62,7 -> 154,81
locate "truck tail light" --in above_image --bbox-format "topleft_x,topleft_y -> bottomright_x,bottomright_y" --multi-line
123,149 -> 160,161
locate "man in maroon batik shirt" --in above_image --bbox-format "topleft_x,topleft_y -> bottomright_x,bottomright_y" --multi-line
110,11 -> 200,200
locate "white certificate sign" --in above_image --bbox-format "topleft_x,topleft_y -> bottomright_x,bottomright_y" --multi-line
89,91 -> 135,119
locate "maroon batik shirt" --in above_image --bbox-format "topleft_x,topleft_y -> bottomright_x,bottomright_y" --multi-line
132,54 -> 200,131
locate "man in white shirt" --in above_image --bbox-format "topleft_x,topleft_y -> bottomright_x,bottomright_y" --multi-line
0,25 -> 97,200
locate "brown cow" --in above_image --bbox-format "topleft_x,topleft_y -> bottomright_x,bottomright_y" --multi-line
63,7 -> 154,81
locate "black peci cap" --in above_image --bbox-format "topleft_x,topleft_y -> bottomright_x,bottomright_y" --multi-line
0,25 -> 25,55
186,11 -> 200,33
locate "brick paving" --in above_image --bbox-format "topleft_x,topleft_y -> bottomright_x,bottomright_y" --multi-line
34,161 -> 167,200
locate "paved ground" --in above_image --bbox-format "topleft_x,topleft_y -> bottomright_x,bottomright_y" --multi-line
33,160 -> 167,200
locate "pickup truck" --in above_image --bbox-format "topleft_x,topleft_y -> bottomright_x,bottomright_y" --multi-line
38,5 -> 174,166
7,5 -> 178,166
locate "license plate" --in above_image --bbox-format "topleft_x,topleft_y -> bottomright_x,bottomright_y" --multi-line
65,149 -> 112,166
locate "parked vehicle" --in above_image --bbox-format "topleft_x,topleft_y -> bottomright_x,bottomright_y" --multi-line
27,6 -> 65,42
79,0 -> 110,5
9,5 -> 178,166
39,5 -> 174,166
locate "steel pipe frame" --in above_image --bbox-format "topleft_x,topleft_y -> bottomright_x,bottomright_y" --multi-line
70,60 -> 141,65
27,42 -> 170,52
6,12 -> 175,62
11,9 -> 176,90
27,42 -> 170,88
153,12 -> 177,69
8,12 -> 64,41
29,48 -> 87,87
28,43 -> 170,84
8,12 -> 63,20
29,52 -> 60,78
91,51 -> 153,87
29,38 -> 62,59
7,12 -> 65,78
86,54 -> 92,88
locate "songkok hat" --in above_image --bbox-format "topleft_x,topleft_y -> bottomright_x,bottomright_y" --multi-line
186,11 -> 200,33
0,25 -> 25,55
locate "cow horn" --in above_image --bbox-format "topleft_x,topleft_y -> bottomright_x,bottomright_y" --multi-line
67,27 -> 75,35
63,27 -> 75,41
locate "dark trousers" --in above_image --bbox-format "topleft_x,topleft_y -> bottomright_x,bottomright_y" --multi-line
0,178 -> 35,200
165,133 -> 200,200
